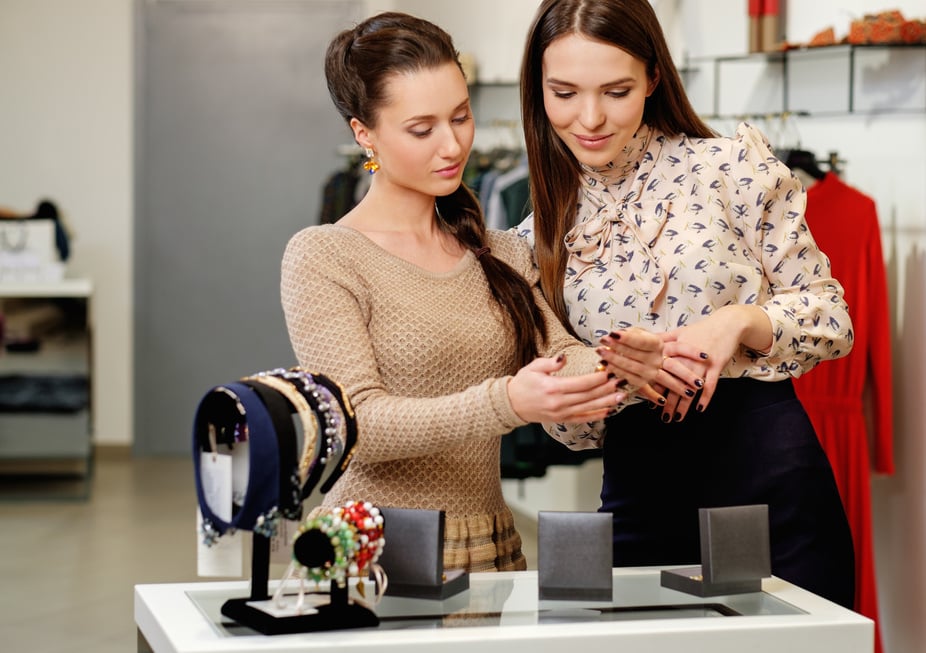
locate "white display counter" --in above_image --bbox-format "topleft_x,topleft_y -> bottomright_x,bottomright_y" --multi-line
135,567 -> 872,653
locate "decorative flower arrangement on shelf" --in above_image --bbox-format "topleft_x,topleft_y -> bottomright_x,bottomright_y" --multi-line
790,9 -> 926,50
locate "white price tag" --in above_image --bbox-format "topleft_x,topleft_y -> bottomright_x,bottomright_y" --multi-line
200,451 -> 233,521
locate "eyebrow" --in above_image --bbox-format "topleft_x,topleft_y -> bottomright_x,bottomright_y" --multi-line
402,99 -> 471,124
545,77 -> 635,88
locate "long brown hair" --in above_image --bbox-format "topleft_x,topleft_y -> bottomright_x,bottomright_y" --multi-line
520,0 -> 716,328
326,12 -> 547,367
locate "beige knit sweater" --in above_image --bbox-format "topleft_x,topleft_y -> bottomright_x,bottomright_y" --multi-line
280,225 -> 600,569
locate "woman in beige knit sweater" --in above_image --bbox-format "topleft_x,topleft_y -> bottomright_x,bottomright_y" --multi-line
280,12 -> 701,572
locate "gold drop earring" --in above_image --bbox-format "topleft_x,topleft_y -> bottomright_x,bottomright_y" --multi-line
362,147 -> 380,175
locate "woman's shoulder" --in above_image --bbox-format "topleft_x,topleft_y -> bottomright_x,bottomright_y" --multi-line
486,229 -> 536,278
487,229 -> 531,259
679,123 -> 780,166
285,223 -> 362,259
676,123 -> 794,189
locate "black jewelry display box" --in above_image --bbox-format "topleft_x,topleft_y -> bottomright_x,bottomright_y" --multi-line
538,511 -> 613,601
376,507 -> 469,600
660,504 -> 771,597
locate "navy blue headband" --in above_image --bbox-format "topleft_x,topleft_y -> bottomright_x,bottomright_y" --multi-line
193,382 -> 280,544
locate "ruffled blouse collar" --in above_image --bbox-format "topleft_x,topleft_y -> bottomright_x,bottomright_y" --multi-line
579,123 -> 652,189
565,123 -> 668,278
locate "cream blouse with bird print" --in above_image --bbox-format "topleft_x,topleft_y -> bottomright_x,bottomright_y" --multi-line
517,122 -> 853,449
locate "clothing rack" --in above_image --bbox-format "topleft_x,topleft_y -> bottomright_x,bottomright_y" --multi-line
780,148 -> 847,177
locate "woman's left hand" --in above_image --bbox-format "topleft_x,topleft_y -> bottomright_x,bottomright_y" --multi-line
656,305 -> 773,421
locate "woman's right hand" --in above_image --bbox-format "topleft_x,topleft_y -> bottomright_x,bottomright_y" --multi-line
506,355 -> 625,424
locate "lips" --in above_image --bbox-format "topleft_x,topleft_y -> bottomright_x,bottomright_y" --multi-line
574,134 -> 611,149
435,163 -> 462,177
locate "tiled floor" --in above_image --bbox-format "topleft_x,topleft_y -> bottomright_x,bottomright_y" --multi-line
0,452 -> 539,653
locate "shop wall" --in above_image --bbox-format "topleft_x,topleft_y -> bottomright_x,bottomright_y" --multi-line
0,0 -> 133,446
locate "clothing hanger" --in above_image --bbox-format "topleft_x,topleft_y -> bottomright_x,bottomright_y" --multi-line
783,148 -> 827,180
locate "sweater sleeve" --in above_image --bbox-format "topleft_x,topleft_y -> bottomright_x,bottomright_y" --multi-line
496,229 -> 617,450
727,123 -> 854,376
280,228 -> 526,465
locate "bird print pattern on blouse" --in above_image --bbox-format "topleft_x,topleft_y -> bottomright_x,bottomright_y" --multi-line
517,122 -> 853,449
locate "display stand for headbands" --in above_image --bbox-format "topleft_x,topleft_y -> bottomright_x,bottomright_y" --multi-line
220,533 -> 379,635
200,370 -> 378,635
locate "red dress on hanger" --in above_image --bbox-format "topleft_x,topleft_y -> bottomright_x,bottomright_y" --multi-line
793,171 -> 894,653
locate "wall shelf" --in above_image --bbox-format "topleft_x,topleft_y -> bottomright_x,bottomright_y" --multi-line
684,43 -> 926,119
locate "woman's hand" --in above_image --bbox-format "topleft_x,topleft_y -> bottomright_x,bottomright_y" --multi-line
507,355 -> 625,424
657,305 -> 773,421
598,327 -> 703,407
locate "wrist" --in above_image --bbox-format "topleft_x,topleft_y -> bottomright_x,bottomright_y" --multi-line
722,305 -> 773,353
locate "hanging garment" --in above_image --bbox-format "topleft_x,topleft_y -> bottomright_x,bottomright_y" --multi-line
318,166 -> 361,225
792,171 -> 894,653
485,161 -> 529,230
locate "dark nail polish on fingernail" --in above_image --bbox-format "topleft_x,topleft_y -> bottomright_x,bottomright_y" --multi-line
609,331 -> 621,340
661,412 -> 671,423
555,353 -> 564,363
617,379 -> 628,388
696,404 -> 705,413
700,352 -> 709,360
607,373 -> 616,380
657,396 -> 667,406
694,379 -> 704,388
684,389 -> 694,397
674,412 -> 682,422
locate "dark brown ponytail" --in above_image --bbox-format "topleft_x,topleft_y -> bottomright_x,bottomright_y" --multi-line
437,186 -> 548,368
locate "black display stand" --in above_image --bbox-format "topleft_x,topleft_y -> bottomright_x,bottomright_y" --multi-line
220,533 -> 379,635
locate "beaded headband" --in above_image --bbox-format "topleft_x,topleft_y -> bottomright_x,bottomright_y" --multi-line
244,371 -> 328,501
275,368 -> 340,498
193,382 -> 281,545
290,368 -> 358,494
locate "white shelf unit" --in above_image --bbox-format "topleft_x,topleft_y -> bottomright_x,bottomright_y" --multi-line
0,279 -> 93,495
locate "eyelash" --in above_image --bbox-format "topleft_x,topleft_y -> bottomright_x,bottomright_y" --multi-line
552,90 -> 631,99
410,114 -> 472,138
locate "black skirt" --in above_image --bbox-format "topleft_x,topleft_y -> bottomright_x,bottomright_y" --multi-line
601,377 -> 855,608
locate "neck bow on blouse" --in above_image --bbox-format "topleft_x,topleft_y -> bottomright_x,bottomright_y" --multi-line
564,124 -> 673,285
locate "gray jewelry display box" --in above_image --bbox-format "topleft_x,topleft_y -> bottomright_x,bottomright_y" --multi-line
660,504 -> 771,597
538,511 -> 613,601
375,507 -> 469,600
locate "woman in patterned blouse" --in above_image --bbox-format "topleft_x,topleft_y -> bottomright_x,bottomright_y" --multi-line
516,0 -> 855,607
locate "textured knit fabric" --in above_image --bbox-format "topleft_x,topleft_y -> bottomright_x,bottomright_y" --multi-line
792,172 -> 893,651
280,226 -> 602,572
515,122 -> 853,449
